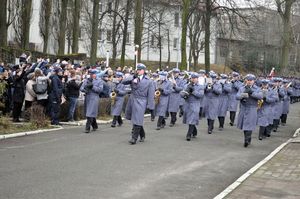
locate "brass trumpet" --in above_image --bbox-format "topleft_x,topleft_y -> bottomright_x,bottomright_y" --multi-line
110,91 -> 117,105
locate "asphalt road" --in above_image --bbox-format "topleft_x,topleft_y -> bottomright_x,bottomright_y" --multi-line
1,104 -> 300,199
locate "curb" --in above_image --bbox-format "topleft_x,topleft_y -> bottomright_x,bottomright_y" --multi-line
60,114 -> 151,126
214,138 -> 294,199
0,126 -> 64,140
292,127 -> 300,138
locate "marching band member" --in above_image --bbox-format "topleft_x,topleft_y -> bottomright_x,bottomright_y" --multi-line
236,74 -> 263,147
168,68 -> 185,127
155,71 -> 173,130
198,69 -> 206,118
257,79 -> 277,140
150,73 -> 159,121
122,63 -> 155,145
80,69 -> 104,133
217,74 -> 232,131
228,72 -> 243,126
280,79 -> 294,126
181,73 -> 205,141
178,72 -> 188,117
110,72 -> 127,127
272,77 -> 285,132
204,72 -> 222,134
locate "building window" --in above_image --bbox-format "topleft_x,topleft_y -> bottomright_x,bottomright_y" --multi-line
107,2 -> 112,13
174,13 -> 179,27
173,38 -> 179,49
99,2 -> 103,12
126,32 -> 130,44
151,35 -> 155,47
157,36 -> 163,47
98,29 -> 104,41
220,45 -> 228,57
107,29 -> 112,42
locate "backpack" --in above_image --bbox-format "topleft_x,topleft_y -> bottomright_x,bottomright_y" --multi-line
33,78 -> 48,94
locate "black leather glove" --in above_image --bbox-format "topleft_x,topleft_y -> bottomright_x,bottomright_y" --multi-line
244,86 -> 253,95
187,84 -> 194,93
158,87 -> 163,92
114,88 -> 119,93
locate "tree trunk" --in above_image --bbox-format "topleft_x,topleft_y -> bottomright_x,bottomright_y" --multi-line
111,0 -> 120,68
180,0 -> 190,71
21,0 -> 32,49
204,0 -> 211,73
72,0 -> 81,53
134,0 -> 143,63
90,0 -> 100,65
0,0 -> 7,47
158,23 -> 162,70
42,0 -> 52,53
167,29 -> 170,67
58,0 -> 69,55
279,0 -> 294,74
120,0 -> 131,68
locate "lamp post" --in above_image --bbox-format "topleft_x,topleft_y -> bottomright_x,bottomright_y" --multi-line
135,44 -> 139,70
106,50 -> 110,68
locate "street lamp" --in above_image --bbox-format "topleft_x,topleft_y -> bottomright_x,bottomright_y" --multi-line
135,44 -> 139,70
106,50 -> 110,68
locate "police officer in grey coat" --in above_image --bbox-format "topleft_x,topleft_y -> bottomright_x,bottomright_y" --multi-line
236,74 -> 263,147
111,72 -> 127,127
257,79 -> 278,140
168,68 -> 185,127
228,72 -> 243,126
280,79 -> 293,125
272,77 -> 285,132
156,71 -> 173,130
205,72 -> 222,134
217,74 -> 232,130
123,63 -> 155,145
181,73 -> 205,141
80,70 -> 104,133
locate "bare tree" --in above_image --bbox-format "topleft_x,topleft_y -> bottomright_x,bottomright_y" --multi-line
0,0 -> 8,47
134,0 -> 143,63
72,0 -> 81,53
39,0 -> 52,53
276,0 -> 297,73
58,0 -> 69,55
90,0 -> 100,65
120,0 -> 132,67
181,0 -> 191,70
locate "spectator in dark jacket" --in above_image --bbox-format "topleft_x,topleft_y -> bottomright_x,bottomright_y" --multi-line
66,70 -> 81,122
49,66 -> 63,125
12,64 -> 27,122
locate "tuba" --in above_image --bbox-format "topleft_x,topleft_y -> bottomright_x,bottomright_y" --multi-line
110,91 -> 117,105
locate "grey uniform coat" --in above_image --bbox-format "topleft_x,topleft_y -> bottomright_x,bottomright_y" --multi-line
204,82 -> 222,120
80,78 -> 103,118
156,80 -> 173,116
257,88 -> 278,127
236,85 -> 263,131
168,78 -> 184,112
282,87 -> 293,114
123,75 -> 155,126
183,84 -> 205,125
274,87 -> 285,119
218,82 -> 232,117
111,83 -> 127,116
228,80 -> 243,112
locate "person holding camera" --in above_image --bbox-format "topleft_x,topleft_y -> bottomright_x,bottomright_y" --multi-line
236,74 -> 263,147
80,69 -> 103,133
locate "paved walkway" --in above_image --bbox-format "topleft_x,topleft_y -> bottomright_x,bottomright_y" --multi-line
226,139 -> 300,199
